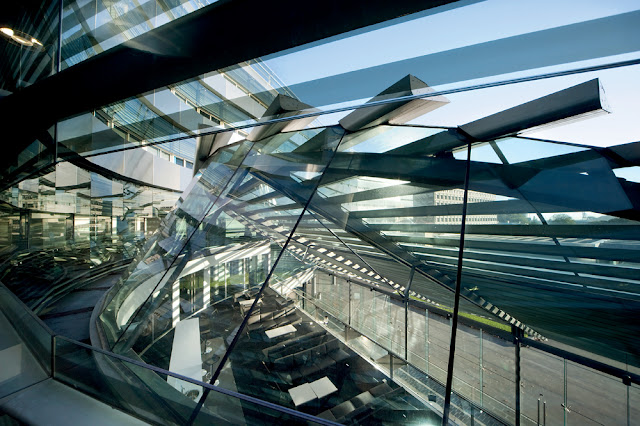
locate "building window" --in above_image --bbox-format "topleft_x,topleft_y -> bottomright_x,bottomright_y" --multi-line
175,157 -> 184,167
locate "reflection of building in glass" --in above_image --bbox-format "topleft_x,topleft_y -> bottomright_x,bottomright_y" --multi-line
1,1 -> 640,425
92,75 -> 639,425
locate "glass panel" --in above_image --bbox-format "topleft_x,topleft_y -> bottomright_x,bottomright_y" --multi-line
566,361 -> 627,425
426,310 -> 450,386
60,0 -> 217,69
215,203 -> 446,422
98,140 -> 254,349
450,291 -> 514,423
452,323 -> 482,406
481,330 -> 516,423
465,115 -> 640,374
631,383 -> 640,425
100,126 -> 343,368
0,153 -> 180,313
67,2 -> 640,161
0,284 -> 51,398
193,388 -> 324,425
54,336 -> 195,424
406,305 -> 428,373
520,346 -> 565,426
0,136 -> 55,191
53,336 -> 322,425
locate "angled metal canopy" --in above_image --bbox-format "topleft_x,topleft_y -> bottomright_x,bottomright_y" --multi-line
0,0 -> 462,171
187,73 -> 640,367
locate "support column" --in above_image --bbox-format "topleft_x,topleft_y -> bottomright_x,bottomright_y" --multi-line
250,255 -> 257,285
20,210 -> 30,250
172,279 -> 180,327
348,280 -> 352,326
312,275 -> 317,297
243,258 -> 247,290
66,213 -> 74,246
404,266 -> 415,362
203,267 -> 211,308
404,300 -> 409,361
425,309 -> 429,375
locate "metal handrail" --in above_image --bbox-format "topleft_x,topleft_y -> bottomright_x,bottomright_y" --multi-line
0,280 -> 56,336
54,335 -> 341,426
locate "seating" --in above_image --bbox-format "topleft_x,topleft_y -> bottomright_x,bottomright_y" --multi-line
247,312 -> 300,332
369,382 -> 393,397
352,390 -> 375,407
325,339 -> 350,363
271,338 -> 352,382
262,330 -> 326,360
246,305 -> 296,325
317,382 -> 395,422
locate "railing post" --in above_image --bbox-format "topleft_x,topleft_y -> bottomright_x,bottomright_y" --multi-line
537,398 -> 540,425
425,309 -> 429,375
51,335 -> 56,379
404,298 -> 409,361
624,375 -> 631,426
479,330 -> 484,407
514,325 -> 522,426
563,358 -> 568,426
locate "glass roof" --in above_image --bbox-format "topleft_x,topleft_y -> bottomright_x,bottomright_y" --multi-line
93,69 -> 640,424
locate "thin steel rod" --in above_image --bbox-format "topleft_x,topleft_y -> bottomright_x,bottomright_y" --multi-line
442,140 -> 472,425
515,327 -> 522,425
186,131 -> 344,424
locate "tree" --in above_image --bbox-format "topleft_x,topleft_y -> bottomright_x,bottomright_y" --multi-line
497,213 -> 532,225
548,214 -> 575,225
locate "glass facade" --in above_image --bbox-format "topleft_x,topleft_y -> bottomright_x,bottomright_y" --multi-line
1,0 -> 640,424
94,72 -> 640,423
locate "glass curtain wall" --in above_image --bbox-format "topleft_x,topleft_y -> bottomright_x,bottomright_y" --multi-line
2,0 -> 640,425
0,156 -> 181,312
95,68 -> 640,423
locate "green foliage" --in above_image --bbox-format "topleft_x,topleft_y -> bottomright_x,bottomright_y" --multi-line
548,213 -> 575,224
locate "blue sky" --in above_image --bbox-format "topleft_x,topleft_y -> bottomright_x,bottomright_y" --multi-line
260,0 -> 640,148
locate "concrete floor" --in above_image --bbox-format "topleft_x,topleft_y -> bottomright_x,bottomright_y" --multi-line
40,274 -> 122,343
0,379 -> 148,426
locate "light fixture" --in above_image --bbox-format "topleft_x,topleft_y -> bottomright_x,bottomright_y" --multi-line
0,26 -> 44,50
12,34 -> 33,46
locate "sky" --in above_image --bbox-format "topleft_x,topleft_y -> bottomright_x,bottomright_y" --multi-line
259,0 -> 640,148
